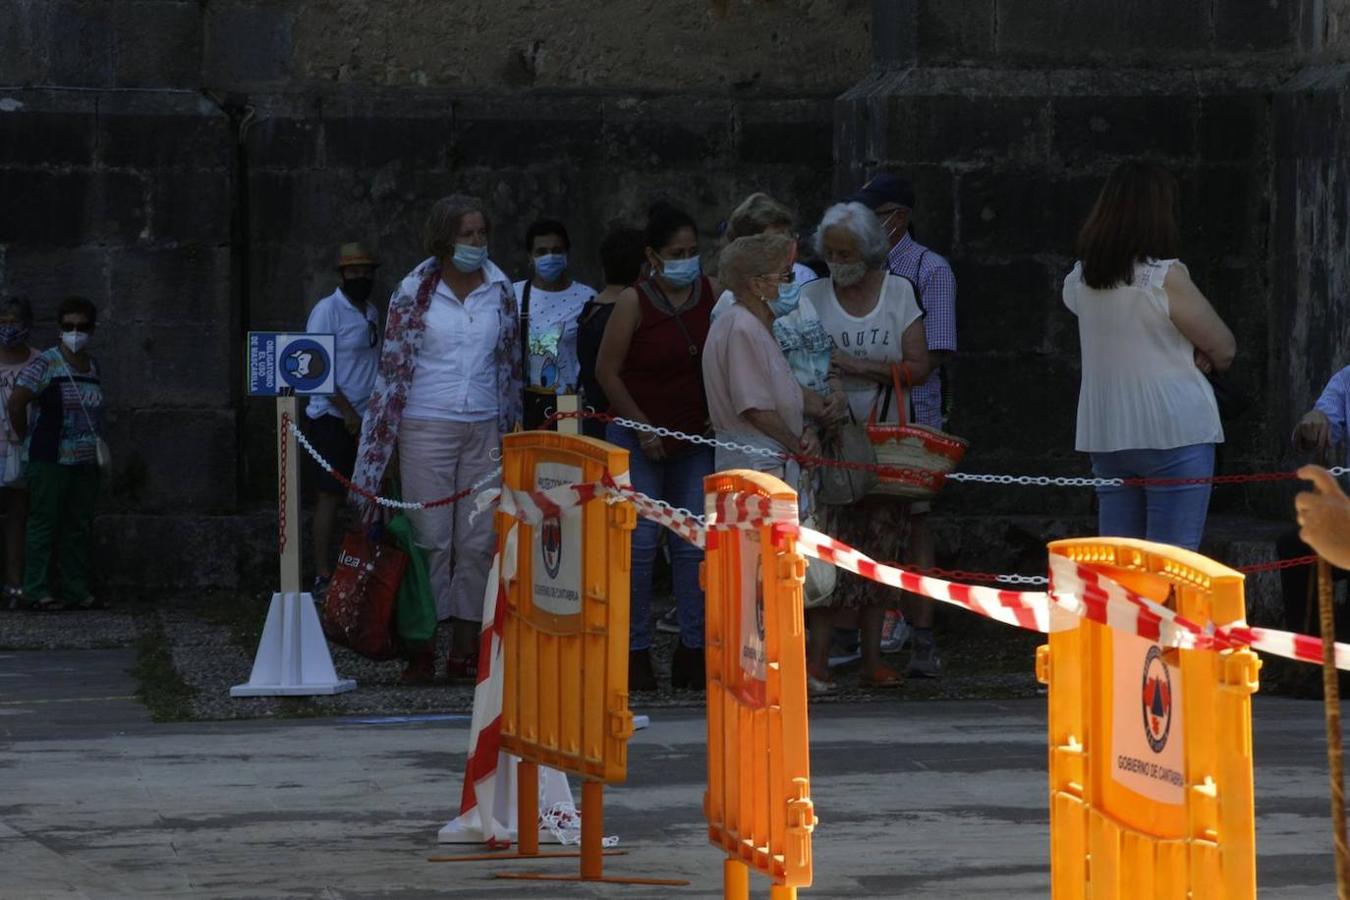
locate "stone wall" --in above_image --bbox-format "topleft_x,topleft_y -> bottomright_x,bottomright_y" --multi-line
0,0 -> 865,590
838,1 -> 1314,523
1,0 -> 1344,592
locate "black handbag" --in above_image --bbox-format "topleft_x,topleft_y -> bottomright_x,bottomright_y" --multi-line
1207,370 -> 1252,422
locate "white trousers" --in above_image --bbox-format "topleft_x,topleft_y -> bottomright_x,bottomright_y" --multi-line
398,417 -> 500,622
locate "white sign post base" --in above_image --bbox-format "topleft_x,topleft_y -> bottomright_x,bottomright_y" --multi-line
232,394 -> 357,699
438,752 -> 573,845
230,592 -> 357,697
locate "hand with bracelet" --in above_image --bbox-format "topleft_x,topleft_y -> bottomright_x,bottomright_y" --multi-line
637,428 -> 666,461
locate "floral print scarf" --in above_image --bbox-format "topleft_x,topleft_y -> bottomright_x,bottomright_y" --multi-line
350,256 -> 522,513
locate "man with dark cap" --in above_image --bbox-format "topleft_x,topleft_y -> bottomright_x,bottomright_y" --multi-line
304,242 -> 382,599
850,173 -> 958,678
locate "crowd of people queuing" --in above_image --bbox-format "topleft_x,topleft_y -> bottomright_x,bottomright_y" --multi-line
291,159 -> 1345,693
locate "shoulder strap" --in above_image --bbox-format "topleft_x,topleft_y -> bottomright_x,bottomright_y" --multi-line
62,359 -> 100,435
520,280 -> 532,385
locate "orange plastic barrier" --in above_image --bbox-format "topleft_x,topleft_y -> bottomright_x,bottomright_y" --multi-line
703,469 -> 816,900
1038,538 -> 1260,900
498,430 -> 634,785
491,429 -> 684,887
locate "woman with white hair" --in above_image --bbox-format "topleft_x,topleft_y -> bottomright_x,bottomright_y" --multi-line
703,232 -> 825,476
801,201 -> 930,690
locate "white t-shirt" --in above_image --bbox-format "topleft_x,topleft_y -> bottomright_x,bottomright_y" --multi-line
404,261 -> 512,422
513,279 -> 594,392
710,262 -> 820,322
1064,258 -> 1223,452
304,287 -> 380,420
808,273 -> 925,424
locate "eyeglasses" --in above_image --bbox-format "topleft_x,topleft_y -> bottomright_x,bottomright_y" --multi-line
757,269 -> 796,284
60,322 -> 93,334
367,321 -> 379,348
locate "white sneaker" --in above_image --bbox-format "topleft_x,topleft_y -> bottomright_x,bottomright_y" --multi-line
655,607 -> 681,634
880,611 -> 911,653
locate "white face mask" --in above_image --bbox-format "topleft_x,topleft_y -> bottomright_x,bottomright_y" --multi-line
828,261 -> 868,287
62,331 -> 90,353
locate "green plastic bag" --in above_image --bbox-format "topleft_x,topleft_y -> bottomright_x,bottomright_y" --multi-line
385,513 -> 437,646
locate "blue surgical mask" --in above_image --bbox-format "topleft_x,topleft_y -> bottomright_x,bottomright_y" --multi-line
534,252 -> 568,282
661,256 -> 701,287
0,324 -> 30,349
451,243 -> 488,273
767,280 -> 802,318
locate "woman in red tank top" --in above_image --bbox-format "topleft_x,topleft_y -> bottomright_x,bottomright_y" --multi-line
595,202 -> 717,693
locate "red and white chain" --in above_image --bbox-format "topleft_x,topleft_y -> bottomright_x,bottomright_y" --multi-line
290,419 -> 500,510
555,411 -> 1350,489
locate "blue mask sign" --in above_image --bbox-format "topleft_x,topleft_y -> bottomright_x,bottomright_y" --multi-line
247,332 -> 337,396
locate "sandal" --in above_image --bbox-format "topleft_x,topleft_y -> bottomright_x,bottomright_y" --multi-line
860,664 -> 904,688
29,596 -> 67,612
73,596 -> 109,611
445,652 -> 479,683
807,662 -> 836,696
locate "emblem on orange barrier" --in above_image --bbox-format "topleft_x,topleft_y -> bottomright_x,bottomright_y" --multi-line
1141,646 -> 1173,753
541,516 -> 563,579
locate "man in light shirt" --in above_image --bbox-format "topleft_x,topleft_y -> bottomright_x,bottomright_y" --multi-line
303,242 -> 381,598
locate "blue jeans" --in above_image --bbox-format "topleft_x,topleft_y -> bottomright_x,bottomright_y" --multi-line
1090,443 -> 1216,551
606,423 -> 713,651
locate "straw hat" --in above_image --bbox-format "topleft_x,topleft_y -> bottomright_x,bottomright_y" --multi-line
336,242 -> 381,270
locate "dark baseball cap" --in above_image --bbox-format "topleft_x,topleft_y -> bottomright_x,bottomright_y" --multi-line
848,173 -> 916,211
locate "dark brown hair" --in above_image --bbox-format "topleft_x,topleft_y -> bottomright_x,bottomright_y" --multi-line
57,295 -> 97,326
1076,162 -> 1181,290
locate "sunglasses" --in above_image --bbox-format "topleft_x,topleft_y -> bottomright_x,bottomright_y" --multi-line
367,321 -> 379,348
60,322 -> 94,334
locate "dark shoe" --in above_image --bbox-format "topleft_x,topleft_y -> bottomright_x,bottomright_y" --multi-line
400,647 -> 436,686
29,596 -> 66,612
670,643 -> 705,691
628,649 -> 657,692
445,652 -> 478,683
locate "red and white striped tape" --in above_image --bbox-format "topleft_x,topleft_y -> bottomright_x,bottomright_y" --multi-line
782,524 -> 1054,633
477,480 -> 1350,673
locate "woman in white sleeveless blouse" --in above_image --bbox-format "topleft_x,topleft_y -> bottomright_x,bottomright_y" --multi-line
1064,162 -> 1236,550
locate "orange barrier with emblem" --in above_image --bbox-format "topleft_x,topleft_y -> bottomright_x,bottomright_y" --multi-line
498,430 -> 633,784
492,429 -> 685,887
703,469 -> 816,900
1038,538 -> 1260,899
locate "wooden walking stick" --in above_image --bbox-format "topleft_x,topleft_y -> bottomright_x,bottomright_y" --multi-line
1318,554 -> 1350,899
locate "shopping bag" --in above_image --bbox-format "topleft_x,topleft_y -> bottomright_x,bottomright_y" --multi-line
865,364 -> 968,500
321,526 -> 409,660
386,513 -> 437,646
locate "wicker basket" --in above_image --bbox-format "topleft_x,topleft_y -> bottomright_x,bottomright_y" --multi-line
865,365 -> 969,500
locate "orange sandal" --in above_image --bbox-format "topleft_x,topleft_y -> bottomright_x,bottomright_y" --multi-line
861,665 -> 904,688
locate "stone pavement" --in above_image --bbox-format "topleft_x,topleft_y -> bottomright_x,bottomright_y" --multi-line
0,648 -> 1345,898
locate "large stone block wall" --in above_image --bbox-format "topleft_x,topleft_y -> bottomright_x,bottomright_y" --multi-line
836,2 -> 1326,521
1,0 -> 1345,590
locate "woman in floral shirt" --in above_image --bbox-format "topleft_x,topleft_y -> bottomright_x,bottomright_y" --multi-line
351,195 -> 522,683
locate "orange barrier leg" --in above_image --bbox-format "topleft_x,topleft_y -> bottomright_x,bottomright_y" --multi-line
769,884 -> 798,900
428,762 -> 624,864
580,780 -> 604,879
517,760 -> 540,857
493,777 -> 688,885
724,858 -> 750,899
